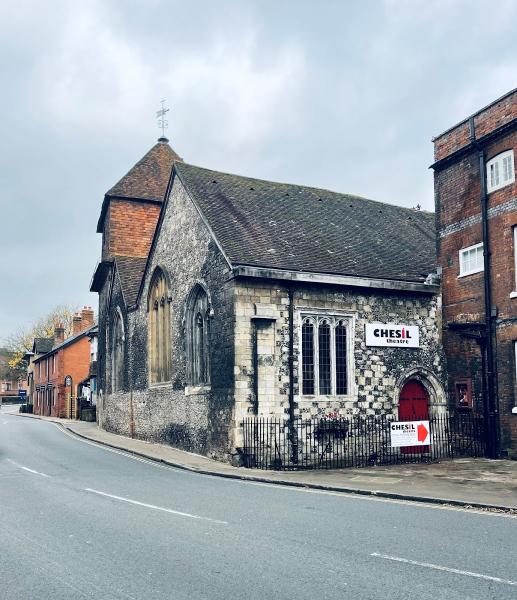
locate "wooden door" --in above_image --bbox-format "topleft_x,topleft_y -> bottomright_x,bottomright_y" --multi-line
398,380 -> 429,454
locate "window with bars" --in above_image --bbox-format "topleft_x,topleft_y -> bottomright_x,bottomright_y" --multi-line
301,315 -> 351,396
486,150 -> 515,193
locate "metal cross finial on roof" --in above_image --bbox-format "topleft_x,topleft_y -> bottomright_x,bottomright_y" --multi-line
156,99 -> 169,139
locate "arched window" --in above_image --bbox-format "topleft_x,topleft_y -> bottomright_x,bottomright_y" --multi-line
112,310 -> 125,392
148,268 -> 171,384
301,314 -> 351,396
186,285 -> 210,386
301,318 -> 315,395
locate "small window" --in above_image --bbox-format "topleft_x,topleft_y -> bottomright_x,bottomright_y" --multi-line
459,243 -> 484,277
486,150 -> 515,193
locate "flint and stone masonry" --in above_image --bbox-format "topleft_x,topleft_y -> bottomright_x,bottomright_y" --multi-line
93,140 -> 445,464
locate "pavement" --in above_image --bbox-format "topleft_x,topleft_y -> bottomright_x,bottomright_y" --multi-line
15,408 -> 517,512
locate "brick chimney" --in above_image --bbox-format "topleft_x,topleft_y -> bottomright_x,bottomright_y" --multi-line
54,324 -> 65,345
72,313 -> 83,336
81,306 -> 94,330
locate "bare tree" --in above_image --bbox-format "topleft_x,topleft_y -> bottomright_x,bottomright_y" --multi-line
4,305 -> 78,379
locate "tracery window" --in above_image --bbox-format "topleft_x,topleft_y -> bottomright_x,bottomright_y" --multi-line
301,315 -> 351,396
112,310 -> 125,392
186,285 -> 210,386
148,268 -> 171,384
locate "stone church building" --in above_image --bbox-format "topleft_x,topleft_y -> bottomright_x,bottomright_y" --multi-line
91,136 -> 445,463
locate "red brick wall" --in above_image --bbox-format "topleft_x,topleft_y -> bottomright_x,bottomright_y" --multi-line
103,199 -> 161,259
434,88 -> 517,161
33,335 -> 91,418
434,91 -> 517,454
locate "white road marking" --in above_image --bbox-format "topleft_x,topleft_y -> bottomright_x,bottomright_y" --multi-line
371,553 -> 517,586
84,488 -> 228,524
7,459 -> 50,478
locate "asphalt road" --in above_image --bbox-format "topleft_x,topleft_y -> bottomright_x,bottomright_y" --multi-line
1,404 -> 516,600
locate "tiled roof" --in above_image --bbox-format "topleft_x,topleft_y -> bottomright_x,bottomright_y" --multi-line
175,163 -> 437,283
33,325 -> 97,363
106,139 -> 181,201
97,139 -> 182,233
32,338 -> 53,354
116,256 -> 148,306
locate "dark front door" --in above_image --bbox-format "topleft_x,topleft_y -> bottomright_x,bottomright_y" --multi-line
398,380 -> 429,454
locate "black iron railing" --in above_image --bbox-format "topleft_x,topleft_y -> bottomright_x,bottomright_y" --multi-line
241,411 -> 486,470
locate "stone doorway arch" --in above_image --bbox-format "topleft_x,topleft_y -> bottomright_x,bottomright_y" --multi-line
394,367 -> 447,418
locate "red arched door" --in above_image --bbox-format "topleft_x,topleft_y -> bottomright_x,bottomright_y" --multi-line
398,380 -> 429,454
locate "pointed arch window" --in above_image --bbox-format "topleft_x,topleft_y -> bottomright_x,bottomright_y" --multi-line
187,285 -> 210,386
112,309 -> 125,392
148,268 -> 171,384
300,314 -> 352,396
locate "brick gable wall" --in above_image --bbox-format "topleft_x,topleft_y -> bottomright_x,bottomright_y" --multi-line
103,199 -> 161,260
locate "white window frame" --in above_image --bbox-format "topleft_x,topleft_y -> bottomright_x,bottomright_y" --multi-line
459,242 -> 484,277
298,309 -> 355,398
486,150 -> 515,193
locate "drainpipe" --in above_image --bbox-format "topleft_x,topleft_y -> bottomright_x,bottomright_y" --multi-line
288,287 -> 295,423
288,286 -> 298,463
477,138 -> 500,458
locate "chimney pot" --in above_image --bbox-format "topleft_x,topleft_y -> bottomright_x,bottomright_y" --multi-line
54,324 -> 65,345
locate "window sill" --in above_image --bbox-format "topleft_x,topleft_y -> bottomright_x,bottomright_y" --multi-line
298,395 -> 354,401
457,269 -> 484,279
510,291 -> 517,299
185,385 -> 211,396
149,381 -> 171,390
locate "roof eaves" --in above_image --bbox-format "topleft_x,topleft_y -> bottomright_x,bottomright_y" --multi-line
231,265 -> 439,294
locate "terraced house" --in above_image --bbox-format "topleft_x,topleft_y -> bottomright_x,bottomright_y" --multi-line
91,135 -> 445,464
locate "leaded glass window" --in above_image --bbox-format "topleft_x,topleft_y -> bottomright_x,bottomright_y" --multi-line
300,314 -> 352,396
187,285 -> 210,386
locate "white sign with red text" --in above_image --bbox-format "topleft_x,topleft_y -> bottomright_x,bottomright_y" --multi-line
390,420 -> 430,447
365,323 -> 420,348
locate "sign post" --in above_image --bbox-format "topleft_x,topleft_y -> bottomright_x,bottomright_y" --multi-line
390,420 -> 430,447
64,375 -> 73,419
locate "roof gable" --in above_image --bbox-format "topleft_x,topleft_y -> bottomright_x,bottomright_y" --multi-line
175,163 -> 436,283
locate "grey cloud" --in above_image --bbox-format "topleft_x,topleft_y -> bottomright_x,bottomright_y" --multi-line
1,0 -> 516,338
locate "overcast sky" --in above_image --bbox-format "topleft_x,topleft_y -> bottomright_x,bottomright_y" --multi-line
1,0 -> 516,341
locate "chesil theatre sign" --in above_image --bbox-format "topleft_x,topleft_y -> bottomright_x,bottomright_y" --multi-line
365,323 -> 420,348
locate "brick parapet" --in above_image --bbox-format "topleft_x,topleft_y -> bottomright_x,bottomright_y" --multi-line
434,88 -> 517,162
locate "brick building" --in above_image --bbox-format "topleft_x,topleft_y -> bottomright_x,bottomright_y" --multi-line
25,337 -> 53,407
92,136 -> 445,463
33,308 -> 95,418
432,88 -> 517,457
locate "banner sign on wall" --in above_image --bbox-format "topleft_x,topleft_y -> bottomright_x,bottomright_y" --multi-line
365,323 -> 420,348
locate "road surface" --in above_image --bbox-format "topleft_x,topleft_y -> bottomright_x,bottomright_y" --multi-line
1,404 -> 516,599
